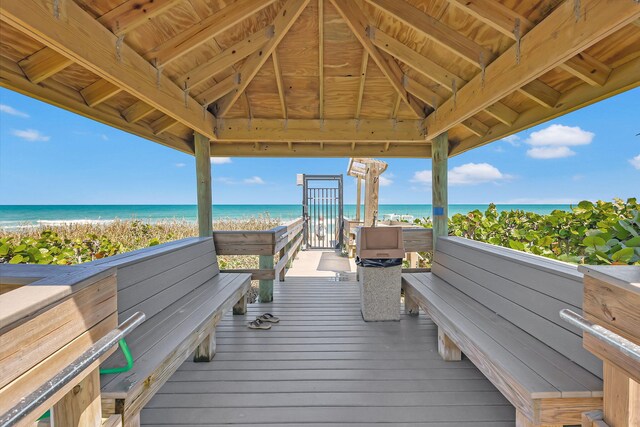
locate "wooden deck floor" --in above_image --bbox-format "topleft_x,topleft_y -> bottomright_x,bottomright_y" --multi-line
141,251 -> 515,426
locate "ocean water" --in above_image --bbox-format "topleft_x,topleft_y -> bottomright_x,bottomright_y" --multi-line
0,204 -> 573,229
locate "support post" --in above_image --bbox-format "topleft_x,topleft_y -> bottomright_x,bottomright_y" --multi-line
194,331 -> 216,362
195,132 -> 212,238
603,361 -> 640,427
233,294 -> 247,315
278,245 -> 286,282
431,132 -> 448,251
52,367 -> 102,427
259,254 -> 274,302
355,176 -> 362,222
364,164 -> 380,227
437,327 -> 462,361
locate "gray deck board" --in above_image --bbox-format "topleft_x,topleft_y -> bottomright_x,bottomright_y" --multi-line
141,277 -> 514,426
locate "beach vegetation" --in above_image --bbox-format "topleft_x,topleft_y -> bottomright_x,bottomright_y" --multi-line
414,198 -> 640,266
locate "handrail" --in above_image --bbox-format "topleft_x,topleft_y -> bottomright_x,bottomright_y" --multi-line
559,309 -> 640,364
0,312 -> 146,427
213,217 -> 305,281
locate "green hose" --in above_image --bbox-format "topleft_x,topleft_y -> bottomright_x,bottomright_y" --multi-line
38,339 -> 134,420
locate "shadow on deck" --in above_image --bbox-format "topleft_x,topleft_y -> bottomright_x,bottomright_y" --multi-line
141,251 -> 514,426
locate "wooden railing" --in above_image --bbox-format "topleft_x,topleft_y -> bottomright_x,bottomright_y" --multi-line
342,218 -> 433,271
213,218 -> 304,302
0,264 -> 125,427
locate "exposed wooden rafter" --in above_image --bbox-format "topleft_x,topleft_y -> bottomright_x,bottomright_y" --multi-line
151,115 -> 179,135
330,0 -> 425,118
355,50 -> 368,118
122,101 -> 155,123
80,79 -> 122,107
272,51 -> 287,119
195,73 -> 241,107
18,47 -> 73,84
423,0 -> 640,141
214,0 -> 311,117
97,0 -> 182,37
369,27 -> 517,125
447,0 -> 613,86
215,118 -> 426,142
364,0 -> 493,68
318,0 -> 324,119
0,0 -> 217,140
519,80 -> 561,108
180,26 -> 274,89
143,0 -> 277,67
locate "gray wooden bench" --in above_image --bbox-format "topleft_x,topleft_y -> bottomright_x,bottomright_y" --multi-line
88,237 -> 251,427
402,236 -> 603,427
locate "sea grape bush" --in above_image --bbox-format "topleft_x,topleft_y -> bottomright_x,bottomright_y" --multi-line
413,198 -> 640,265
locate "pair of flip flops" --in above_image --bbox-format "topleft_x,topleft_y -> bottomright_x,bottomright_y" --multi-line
247,313 -> 279,330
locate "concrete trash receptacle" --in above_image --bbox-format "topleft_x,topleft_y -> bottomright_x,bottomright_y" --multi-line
356,227 -> 404,321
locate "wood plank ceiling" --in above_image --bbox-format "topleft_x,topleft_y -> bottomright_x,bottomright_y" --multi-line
0,0 -> 638,157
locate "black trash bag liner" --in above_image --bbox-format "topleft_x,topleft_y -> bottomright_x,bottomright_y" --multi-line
355,257 -> 403,268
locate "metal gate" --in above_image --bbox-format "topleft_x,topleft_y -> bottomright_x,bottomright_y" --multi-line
302,175 -> 343,249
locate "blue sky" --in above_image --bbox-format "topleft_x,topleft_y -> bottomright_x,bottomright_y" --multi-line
1,87 -> 638,205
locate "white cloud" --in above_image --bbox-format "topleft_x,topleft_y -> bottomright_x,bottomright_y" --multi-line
449,163 -> 508,185
501,135 -> 521,146
523,125 -> 593,159
411,170 -> 432,185
527,146 -> 576,159
214,177 -> 236,184
211,157 -> 232,164
175,163 -> 186,168
379,173 -> 393,186
572,174 -> 585,182
0,104 -> 29,118
630,154 -> 640,170
411,163 -> 509,186
502,197 -> 579,204
100,134 -> 109,141
244,176 -> 265,185
11,128 -> 50,142
526,124 -> 594,147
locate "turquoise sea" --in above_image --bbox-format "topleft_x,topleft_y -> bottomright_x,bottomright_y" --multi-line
0,204 -> 573,229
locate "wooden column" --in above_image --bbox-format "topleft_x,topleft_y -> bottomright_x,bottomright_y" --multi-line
364,164 -> 380,227
355,177 -> 362,222
194,332 -> 216,362
195,132 -> 212,238
259,254 -> 274,303
431,132 -> 448,251
52,367 -> 102,427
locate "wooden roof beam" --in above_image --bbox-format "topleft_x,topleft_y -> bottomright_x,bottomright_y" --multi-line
215,118 -> 426,142
214,0 -> 311,117
122,101 -> 155,123
144,0 -> 277,67
369,27 -> 517,126
210,141 -> 431,158
0,56 -> 193,153
319,0 -> 324,119
272,52 -> 287,119
180,26 -> 274,89
355,50 -> 368,118
195,73 -> 241,107
447,0 -> 612,86
80,79 -> 122,107
518,80 -> 561,108
423,0 -> 640,141
0,0 -> 217,142
364,0 -> 494,68
97,0 -> 182,37
18,47 -> 73,84
330,0 -> 425,118
151,115 -> 180,135
453,56 -> 640,156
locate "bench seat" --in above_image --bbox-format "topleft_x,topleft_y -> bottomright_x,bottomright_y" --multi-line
402,237 -> 603,427
87,238 -> 250,427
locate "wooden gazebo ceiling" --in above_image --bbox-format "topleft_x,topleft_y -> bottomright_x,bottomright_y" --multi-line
1,0 -> 639,157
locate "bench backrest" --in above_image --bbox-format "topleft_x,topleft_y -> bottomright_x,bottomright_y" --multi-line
86,237 -> 219,321
432,236 -> 602,378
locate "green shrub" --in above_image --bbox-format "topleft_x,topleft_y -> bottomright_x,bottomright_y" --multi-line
413,198 -> 639,265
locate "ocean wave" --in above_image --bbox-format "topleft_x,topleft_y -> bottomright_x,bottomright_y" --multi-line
37,219 -> 115,226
